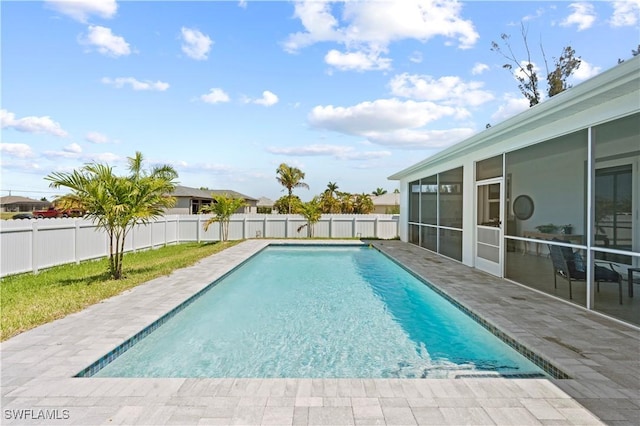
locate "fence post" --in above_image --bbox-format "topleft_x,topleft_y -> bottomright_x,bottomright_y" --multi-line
373,216 -> 380,238
132,221 -> 137,253
243,216 -> 247,239
353,216 -> 357,238
263,215 -> 267,238
329,216 -> 333,238
197,215 -> 201,243
285,216 -> 288,238
31,221 -> 39,274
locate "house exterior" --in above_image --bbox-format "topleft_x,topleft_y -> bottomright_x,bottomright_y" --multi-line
165,185 -> 258,215
0,196 -> 51,213
389,56 -> 639,326
371,193 -> 400,214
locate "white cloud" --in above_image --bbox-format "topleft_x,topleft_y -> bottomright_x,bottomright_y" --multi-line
490,93 -> 530,123
80,25 -> 131,57
609,1 -> 640,27
101,77 -> 169,91
389,73 -> 494,107
285,1 -> 478,52
254,91 -> 279,106
200,88 -> 230,104
325,49 -> 392,71
0,143 -> 35,158
181,27 -> 213,61
64,143 -> 82,154
561,2 -> 596,31
44,0 -> 117,23
238,0 -> 247,9
267,144 -> 391,160
85,131 -> 110,144
284,0 -> 478,72
364,128 -> 475,149
570,59 -> 601,82
309,99 -> 459,135
471,62 -> 489,75
1,109 -> 68,137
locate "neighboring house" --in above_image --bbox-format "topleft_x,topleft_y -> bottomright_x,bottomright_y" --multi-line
0,196 -> 50,213
256,197 -> 275,214
166,185 -> 258,215
371,193 -> 400,214
389,56 -> 639,327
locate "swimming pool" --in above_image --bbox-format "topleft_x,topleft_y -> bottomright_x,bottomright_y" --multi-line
87,245 -> 548,378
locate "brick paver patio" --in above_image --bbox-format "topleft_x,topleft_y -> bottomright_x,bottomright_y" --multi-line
1,239 -> 638,425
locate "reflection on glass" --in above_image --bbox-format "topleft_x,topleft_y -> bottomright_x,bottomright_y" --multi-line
421,175 -> 437,225
409,181 -> 420,223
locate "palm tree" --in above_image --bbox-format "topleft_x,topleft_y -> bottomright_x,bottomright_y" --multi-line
276,163 -> 309,213
372,187 -> 387,196
354,193 -> 374,214
46,152 -> 178,279
296,196 -> 322,237
201,194 -> 247,242
321,181 -> 340,213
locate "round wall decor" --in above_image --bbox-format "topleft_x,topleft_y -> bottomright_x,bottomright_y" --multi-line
513,195 -> 534,220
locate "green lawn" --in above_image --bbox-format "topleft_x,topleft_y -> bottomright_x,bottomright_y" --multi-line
0,241 -> 239,341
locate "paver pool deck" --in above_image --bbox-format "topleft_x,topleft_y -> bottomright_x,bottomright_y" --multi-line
1,239 -> 638,425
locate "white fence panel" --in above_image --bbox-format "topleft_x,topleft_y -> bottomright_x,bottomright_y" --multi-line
0,222 -> 33,275
330,217 -> 356,238
178,217 -> 198,242
265,217 -> 286,238
35,222 -> 76,270
1,213 -> 398,277
77,222 -> 107,261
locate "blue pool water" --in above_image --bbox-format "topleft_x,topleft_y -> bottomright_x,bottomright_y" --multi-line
94,246 -> 547,378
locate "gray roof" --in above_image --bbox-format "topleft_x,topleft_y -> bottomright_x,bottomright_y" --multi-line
0,196 -> 50,205
170,185 -> 257,201
257,197 -> 274,207
371,193 -> 400,206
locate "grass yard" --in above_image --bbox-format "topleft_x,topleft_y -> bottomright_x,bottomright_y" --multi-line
0,241 -> 239,341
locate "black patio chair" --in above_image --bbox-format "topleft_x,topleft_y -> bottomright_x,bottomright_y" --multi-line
547,239 -> 622,304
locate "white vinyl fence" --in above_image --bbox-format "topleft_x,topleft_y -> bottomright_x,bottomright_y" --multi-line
0,214 -> 399,277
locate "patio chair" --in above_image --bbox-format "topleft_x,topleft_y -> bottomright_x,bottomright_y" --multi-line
547,239 -> 622,304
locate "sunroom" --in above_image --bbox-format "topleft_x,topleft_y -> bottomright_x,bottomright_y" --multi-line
389,56 -> 639,326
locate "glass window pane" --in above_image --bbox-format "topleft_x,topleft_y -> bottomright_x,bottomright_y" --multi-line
408,224 -> 420,245
439,229 -> 462,261
409,180 -> 420,223
420,175 -> 438,225
476,155 -> 503,180
505,241 -> 586,307
420,226 -> 437,252
505,130 -> 587,239
439,167 -> 463,228
594,113 -> 638,266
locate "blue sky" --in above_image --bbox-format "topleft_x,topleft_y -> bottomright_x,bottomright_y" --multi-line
1,1 -> 639,202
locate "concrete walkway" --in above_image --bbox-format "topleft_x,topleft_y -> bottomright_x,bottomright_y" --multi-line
1,239 -> 637,425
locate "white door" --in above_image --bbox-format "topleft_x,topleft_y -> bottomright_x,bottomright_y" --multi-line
475,179 -> 503,276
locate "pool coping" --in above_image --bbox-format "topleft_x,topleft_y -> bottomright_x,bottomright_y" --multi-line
1,239 -> 637,425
